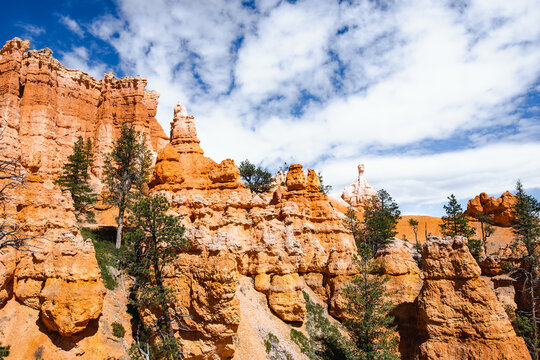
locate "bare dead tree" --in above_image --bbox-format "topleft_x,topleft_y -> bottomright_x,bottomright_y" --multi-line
0,116 -> 42,252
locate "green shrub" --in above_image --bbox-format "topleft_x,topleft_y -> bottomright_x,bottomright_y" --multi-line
264,332 -> 279,353
238,160 -> 274,193
111,322 -> 125,338
467,239 -> 483,258
0,343 -> 9,360
81,227 -> 120,290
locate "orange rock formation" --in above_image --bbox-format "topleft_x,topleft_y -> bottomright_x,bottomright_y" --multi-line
417,236 -> 530,359
0,37 -> 168,185
147,103 -> 357,357
465,191 -> 517,227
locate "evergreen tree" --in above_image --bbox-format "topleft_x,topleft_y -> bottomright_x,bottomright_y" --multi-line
361,190 -> 401,255
104,124 -> 152,248
318,171 -> 332,194
238,159 -> 274,193
511,180 -> 540,360
56,136 -> 96,222
408,218 -> 420,250
343,207 -> 399,360
0,344 -> 9,360
439,194 -> 475,238
122,194 -> 188,360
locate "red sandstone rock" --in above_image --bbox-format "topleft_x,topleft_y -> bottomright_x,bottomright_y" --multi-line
465,191 -> 517,227
417,236 -> 530,360
0,37 -> 168,187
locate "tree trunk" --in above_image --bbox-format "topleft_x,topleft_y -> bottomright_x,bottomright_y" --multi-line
116,207 -> 124,249
531,269 -> 539,360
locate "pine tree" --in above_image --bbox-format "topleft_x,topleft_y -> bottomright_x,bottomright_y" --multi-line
318,171 -> 332,194
122,194 -> 188,360
56,136 -> 96,222
0,343 -> 9,360
440,194 -> 475,238
361,189 -> 401,255
511,180 -> 540,360
343,207 -> 399,360
238,159 -> 273,193
408,218 -> 420,250
104,124 -> 152,248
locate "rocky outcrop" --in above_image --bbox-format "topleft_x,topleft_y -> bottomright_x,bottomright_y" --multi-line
376,240 -> 422,359
417,236 -> 530,360
0,177 -> 110,357
465,191 -> 517,227
341,164 -> 377,209
0,37 -> 168,186
147,104 -> 357,358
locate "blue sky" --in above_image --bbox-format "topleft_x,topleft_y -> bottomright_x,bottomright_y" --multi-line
2,0 -> 540,215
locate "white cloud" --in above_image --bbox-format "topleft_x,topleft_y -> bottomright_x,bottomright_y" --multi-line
85,0 -> 540,215
60,46 -> 108,79
59,15 -> 84,37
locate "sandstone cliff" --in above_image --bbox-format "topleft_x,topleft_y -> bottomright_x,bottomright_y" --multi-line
145,102 -> 358,358
0,37 -> 533,360
0,37 -> 168,185
0,37 -> 168,359
417,236 -> 530,359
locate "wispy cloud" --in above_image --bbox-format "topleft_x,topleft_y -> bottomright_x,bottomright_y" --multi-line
84,0 -> 540,214
60,46 -> 108,79
15,23 -> 45,41
59,15 -> 84,37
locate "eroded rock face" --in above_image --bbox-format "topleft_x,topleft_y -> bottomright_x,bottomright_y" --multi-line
4,180 -> 106,337
417,236 -> 530,360
0,37 -> 168,187
465,191 -> 517,227
147,105 -> 357,358
341,164 -> 377,209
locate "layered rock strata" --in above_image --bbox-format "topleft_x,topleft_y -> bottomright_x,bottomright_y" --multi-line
148,103 -> 357,358
417,236 -> 530,360
0,37 -> 168,185
465,191 -> 517,227
341,163 -> 377,209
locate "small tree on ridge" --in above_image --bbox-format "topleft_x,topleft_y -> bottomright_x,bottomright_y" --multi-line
56,136 -> 96,222
104,124 -> 152,248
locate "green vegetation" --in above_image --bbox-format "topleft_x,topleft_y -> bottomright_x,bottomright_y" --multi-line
506,305 -> 538,359
440,194 -> 477,257
103,123 -> 152,248
290,291 -> 349,360
111,322 -> 126,338
510,180 -> 540,360
81,227 -> 120,290
0,344 -> 9,360
476,212 -> 495,255
345,189 -> 401,255
440,194 -> 475,239
264,332 -> 279,353
467,239 -> 483,258
318,171 -> 332,194
341,189 -> 400,360
238,159 -> 274,193
408,218 -> 419,249
56,136 -> 96,222
343,244 -> 399,360
122,194 -> 188,360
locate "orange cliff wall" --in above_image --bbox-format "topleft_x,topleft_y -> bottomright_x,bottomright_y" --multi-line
0,37 -> 168,182
0,38 -> 168,359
